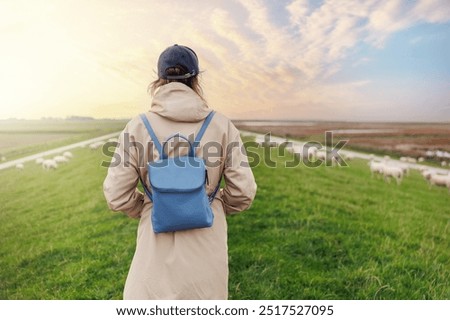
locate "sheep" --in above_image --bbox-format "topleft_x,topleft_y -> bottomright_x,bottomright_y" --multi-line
400,157 -> 407,162
343,153 -> 354,161
307,146 -> 318,160
418,157 -> 425,163
89,141 -> 105,150
53,155 -> 68,164
441,161 -> 447,167
382,165 -> 403,185
407,157 -> 417,164
384,155 -> 391,161
315,150 -> 327,161
35,157 -> 44,164
16,163 -> 24,170
425,150 -> 435,158
369,161 -> 385,178
429,173 -> 450,189
421,169 -> 435,181
42,159 -> 58,170
398,163 -> 410,176
63,151 -> 73,159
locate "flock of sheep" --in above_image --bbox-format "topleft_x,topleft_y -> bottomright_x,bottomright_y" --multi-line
369,153 -> 450,192
9,132 -> 450,193
425,150 -> 450,167
12,137 -> 118,171
15,151 -> 74,170
251,133 -> 450,194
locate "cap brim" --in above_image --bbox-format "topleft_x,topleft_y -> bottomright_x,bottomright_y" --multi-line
165,72 -> 197,80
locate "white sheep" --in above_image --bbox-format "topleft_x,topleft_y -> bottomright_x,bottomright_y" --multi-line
418,157 -> 425,163
35,157 -> 44,164
384,155 -> 391,161
398,163 -> 410,176
307,146 -> 318,160
382,165 -> 403,185
42,159 -> 58,170
429,173 -> 450,189
315,150 -> 327,161
421,169 -> 435,181
343,153 -> 354,161
53,155 -> 68,164
63,151 -> 73,159
407,157 -> 417,164
369,161 -> 384,178
441,161 -> 447,167
16,163 -> 24,170
425,150 -> 435,158
89,141 -> 105,150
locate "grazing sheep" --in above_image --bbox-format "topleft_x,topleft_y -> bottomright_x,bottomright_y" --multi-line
16,163 -> 24,170
63,151 -> 73,159
35,157 -> 44,164
421,169 -> 435,181
398,163 -> 410,176
400,157 -> 407,162
441,161 -> 447,167
42,159 -> 58,170
315,150 -> 327,161
383,165 -> 404,185
343,153 -> 354,161
369,161 -> 384,178
53,155 -> 68,164
407,157 -> 417,164
429,173 -> 450,189
418,157 -> 425,163
89,141 -> 105,150
307,146 -> 318,160
425,150 -> 434,158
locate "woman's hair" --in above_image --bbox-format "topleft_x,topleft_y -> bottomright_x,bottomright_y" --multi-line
148,65 -> 205,101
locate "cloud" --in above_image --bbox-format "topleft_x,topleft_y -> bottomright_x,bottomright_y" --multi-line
1,0 -> 449,120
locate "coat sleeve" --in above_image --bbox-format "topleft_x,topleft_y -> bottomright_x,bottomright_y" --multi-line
220,124 -> 257,214
103,123 -> 145,218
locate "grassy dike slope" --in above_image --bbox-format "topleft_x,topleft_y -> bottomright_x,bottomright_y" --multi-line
0,139 -> 449,299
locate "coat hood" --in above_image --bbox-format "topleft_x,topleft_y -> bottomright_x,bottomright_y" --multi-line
150,82 -> 211,122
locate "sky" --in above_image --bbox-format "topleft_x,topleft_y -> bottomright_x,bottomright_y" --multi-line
0,0 -> 449,122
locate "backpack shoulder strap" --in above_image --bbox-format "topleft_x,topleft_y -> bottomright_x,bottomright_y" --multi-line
139,114 -> 164,159
194,111 -> 215,146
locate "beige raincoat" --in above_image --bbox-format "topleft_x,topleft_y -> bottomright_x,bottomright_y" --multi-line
103,82 -> 257,299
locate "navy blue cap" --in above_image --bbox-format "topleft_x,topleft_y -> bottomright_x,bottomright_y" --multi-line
157,44 -> 199,80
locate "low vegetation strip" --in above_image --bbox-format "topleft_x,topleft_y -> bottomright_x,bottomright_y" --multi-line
0,135 -> 448,299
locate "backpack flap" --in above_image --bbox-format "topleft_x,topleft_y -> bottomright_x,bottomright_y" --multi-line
149,156 -> 206,193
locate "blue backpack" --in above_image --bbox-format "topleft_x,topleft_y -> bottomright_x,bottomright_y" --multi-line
139,111 -> 220,233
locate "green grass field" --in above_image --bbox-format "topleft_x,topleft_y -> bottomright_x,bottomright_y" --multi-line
0,135 -> 449,299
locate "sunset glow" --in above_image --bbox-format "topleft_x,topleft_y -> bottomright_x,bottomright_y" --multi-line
0,0 -> 449,121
